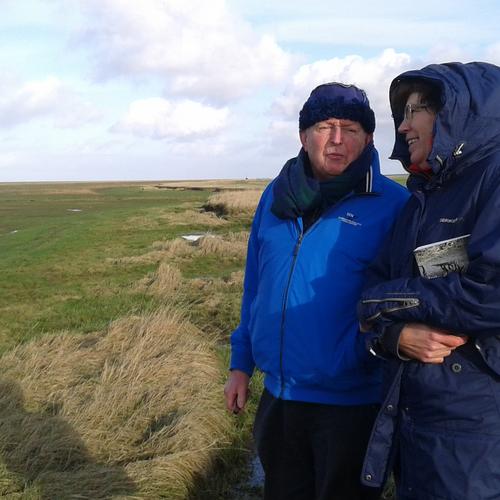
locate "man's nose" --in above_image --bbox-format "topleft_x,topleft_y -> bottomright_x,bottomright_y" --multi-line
329,126 -> 342,143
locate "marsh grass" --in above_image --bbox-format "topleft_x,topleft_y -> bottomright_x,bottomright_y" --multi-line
0,178 -> 398,499
0,309 -> 243,499
0,182 -> 230,351
203,190 -> 264,217
0,180 -> 263,498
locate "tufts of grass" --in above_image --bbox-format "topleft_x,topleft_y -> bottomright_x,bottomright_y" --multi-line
203,190 -> 263,217
0,309 -> 243,499
133,232 -> 249,343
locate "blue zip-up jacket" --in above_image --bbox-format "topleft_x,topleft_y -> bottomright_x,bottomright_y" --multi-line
358,62 -> 500,499
230,148 -> 409,406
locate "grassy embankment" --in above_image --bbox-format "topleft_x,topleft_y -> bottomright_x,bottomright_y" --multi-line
0,176 -> 405,499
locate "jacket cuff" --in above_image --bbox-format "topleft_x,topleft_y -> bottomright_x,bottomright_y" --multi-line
380,322 -> 411,361
357,300 -> 374,332
229,347 -> 255,377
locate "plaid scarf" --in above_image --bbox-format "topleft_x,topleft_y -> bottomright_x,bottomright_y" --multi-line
270,141 -> 374,220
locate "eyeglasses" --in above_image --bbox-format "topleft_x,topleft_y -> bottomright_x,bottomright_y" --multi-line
403,103 -> 428,122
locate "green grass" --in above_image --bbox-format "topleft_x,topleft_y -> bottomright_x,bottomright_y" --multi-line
0,181 -> 248,353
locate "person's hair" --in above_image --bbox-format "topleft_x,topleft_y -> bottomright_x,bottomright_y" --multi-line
391,80 -> 443,116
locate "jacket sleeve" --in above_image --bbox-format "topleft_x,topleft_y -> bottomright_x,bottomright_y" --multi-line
229,185 -> 271,376
359,179 -> 500,340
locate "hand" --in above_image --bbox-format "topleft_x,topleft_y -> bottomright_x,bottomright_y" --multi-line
224,369 -> 251,415
399,324 -> 468,363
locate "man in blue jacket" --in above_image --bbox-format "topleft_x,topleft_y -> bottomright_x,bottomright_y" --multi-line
224,82 -> 409,500
358,62 -> 500,500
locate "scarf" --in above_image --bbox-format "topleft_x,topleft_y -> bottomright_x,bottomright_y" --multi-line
270,141 -> 374,220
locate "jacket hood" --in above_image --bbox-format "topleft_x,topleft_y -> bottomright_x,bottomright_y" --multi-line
389,62 -> 500,177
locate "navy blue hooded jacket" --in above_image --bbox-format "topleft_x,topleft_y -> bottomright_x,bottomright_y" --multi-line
358,62 -> 500,499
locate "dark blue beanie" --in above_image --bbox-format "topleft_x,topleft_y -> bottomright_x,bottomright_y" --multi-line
299,82 -> 375,133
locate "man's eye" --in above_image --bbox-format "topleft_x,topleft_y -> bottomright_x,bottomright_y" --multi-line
344,128 -> 358,135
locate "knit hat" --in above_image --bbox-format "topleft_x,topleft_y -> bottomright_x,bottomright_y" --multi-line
298,82 -> 375,133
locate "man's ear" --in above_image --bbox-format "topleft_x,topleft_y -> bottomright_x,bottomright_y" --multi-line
364,134 -> 373,148
299,129 -> 308,151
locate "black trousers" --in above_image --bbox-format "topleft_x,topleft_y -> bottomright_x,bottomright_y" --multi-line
253,388 -> 382,500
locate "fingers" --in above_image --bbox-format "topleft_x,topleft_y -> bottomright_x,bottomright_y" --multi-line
224,369 -> 250,415
232,388 -> 252,415
399,324 -> 468,363
425,330 -> 468,347
236,388 -> 252,413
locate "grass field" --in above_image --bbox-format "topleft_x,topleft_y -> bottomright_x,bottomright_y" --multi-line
0,177 -> 403,499
0,179 -> 270,499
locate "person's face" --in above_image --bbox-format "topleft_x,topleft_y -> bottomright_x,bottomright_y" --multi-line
299,118 -> 372,181
397,92 -> 436,169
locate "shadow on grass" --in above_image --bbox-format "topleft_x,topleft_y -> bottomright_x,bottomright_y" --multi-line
0,379 -> 137,499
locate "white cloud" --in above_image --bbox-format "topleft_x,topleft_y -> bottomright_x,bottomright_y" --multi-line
75,0 -> 295,103
270,49 -> 412,126
228,0 -> 500,52
483,42 -> 500,66
262,49 -> 420,168
0,76 -> 104,129
171,137 -> 228,157
2,0 -> 500,182
111,98 -> 230,139
427,40 -> 475,64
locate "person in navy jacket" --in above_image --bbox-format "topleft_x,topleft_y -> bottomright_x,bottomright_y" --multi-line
224,82 -> 409,499
358,62 -> 500,500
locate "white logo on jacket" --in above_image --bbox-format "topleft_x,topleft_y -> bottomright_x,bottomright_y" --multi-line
440,217 -> 465,223
338,212 -> 362,226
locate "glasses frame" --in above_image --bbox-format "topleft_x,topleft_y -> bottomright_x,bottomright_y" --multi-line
403,103 -> 429,122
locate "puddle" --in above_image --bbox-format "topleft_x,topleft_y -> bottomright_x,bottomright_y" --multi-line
247,454 -> 265,488
232,448 -> 264,499
180,232 -> 215,242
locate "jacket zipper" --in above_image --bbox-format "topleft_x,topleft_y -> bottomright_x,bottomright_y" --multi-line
276,193 -> 377,397
362,298 -> 420,322
279,226 -> 303,398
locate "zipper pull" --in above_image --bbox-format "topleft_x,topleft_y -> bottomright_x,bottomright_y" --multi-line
294,233 -> 303,256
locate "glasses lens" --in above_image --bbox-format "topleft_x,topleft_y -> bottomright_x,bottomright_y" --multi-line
403,104 -> 428,121
404,104 -> 412,121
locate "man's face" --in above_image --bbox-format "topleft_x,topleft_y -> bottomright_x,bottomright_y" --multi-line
299,118 -> 372,181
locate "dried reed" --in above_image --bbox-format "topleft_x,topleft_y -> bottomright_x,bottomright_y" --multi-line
203,190 -> 263,216
0,309 -> 236,499
192,233 -> 248,259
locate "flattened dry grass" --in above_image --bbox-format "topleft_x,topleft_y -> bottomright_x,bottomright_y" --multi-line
0,309 -> 238,499
192,232 -> 249,259
134,233 -> 249,343
203,190 -> 263,216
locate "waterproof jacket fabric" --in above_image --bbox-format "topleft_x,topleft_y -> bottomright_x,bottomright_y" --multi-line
358,62 -> 500,499
230,148 -> 409,406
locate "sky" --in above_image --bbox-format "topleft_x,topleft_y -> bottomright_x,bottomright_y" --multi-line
2,0 -> 500,182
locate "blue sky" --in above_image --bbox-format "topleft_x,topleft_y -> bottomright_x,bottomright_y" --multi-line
1,0 -> 500,182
